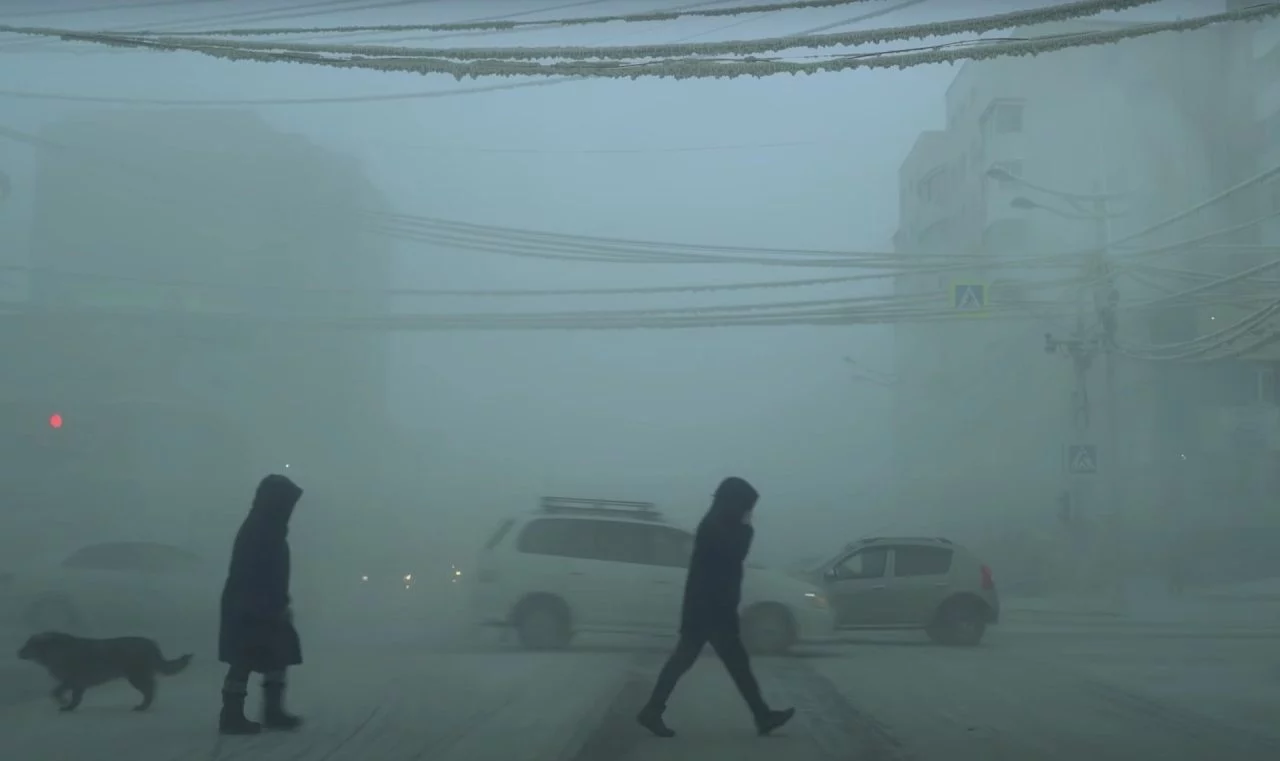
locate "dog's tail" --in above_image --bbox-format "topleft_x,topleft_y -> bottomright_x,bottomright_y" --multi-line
158,652 -> 193,676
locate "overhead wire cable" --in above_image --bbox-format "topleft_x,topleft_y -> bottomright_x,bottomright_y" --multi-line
16,4 -> 1272,82
59,0 -> 1165,62
123,0 -> 895,36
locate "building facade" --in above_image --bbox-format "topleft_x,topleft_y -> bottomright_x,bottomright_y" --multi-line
0,109 -> 393,550
892,18 -> 1277,554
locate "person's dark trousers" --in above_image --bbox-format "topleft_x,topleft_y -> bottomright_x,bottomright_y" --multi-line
648,627 -> 769,717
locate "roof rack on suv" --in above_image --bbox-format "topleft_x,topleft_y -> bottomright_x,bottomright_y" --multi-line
538,496 -> 662,521
855,536 -> 953,546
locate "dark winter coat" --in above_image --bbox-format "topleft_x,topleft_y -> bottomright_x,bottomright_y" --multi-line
679,476 -> 759,636
218,474 -> 304,672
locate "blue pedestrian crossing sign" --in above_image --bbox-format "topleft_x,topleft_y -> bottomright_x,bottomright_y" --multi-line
1067,444 -> 1097,475
952,283 -> 987,312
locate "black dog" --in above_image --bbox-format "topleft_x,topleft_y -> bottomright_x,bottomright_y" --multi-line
18,631 -> 193,712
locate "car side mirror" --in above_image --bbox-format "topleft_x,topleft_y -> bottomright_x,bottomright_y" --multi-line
823,567 -> 840,582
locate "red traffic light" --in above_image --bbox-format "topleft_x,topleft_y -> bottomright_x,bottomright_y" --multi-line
49,413 -> 63,429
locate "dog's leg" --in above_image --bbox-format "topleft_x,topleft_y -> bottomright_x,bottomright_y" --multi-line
60,686 -> 85,712
51,683 -> 70,707
127,672 -> 156,712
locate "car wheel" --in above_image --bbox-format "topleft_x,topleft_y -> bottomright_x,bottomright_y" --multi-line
927,599 -> 986,646
25,596 -> 87,633
741,604 -> 796,656
514,597 -> 572,651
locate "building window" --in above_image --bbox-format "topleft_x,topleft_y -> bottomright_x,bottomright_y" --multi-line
983,100 -> 1024,135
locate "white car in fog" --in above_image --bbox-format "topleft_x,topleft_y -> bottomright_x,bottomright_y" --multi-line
471,498 -> 835,654
1,541 -> 219,650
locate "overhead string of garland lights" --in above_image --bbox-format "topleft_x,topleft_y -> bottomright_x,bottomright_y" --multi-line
3,3 -> 1275,80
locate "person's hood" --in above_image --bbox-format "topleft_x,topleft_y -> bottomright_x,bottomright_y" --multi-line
250,474 -> 303,529
702,476 -> 759,528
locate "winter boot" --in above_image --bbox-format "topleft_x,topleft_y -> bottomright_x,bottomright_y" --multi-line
262,682 -> 303,731
219,691 -> 262,735
636,703 -> 676,738
754,707 -> 796,736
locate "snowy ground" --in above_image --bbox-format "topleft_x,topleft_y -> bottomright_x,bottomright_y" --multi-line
2,620 -> 1279,760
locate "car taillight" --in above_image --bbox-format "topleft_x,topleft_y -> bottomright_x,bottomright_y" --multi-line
980,565 -> 994,590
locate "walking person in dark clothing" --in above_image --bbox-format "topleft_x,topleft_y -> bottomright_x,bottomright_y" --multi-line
636,476 -> 795,738
218,474 -> 305,735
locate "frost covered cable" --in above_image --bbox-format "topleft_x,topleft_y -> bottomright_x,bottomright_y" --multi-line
298,0 -> 744,46
1124,300 -> 1280,361
1107,163 -> 1280,248
31,4 -> 1272,81
369,219 -> 1092,278
377,211 -> 934,260
0,261 -> 924,298
122,0 -> 888,37
0,77 -> 578,107
1137,256 -> 1280,310
60,0 -> 1163,62
368,221 -> 877,267
790,0 -> 929,36
1190,328 -> 1280,363
1136,259 -> 1280,286
381,207 -> 1273,272
0,0 -> 215,20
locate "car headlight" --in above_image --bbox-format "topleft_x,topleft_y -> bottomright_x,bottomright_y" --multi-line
803,591 -> 828,609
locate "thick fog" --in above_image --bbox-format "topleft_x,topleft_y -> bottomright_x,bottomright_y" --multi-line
2,2 -> 1280,757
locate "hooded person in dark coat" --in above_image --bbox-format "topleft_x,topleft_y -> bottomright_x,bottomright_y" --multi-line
636,477 -> 795,738
218,474 -> 304,735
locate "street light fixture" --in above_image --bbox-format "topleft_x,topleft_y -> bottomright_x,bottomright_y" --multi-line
1010,196 -> 1039,211
986,167 -> 1018,183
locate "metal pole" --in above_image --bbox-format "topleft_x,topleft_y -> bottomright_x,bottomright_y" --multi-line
1093,199 -> 1118,517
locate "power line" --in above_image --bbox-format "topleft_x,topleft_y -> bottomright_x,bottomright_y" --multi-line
25,3 -> 1269,81
74,0 -> 1162,62
0,0 -> 230,20
0,77 -> 579,106
790,0 -> 927,36
128,0 -> 890,37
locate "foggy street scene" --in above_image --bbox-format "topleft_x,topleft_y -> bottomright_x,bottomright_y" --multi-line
3,0 -> 1280,759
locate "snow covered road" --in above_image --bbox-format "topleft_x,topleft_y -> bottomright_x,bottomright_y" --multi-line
3,627 -> 1279,761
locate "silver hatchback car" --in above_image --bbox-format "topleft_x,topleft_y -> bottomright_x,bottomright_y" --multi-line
802,536 -> 999,646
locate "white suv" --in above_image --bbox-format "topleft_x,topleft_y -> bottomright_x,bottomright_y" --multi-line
471,497 -> 835,654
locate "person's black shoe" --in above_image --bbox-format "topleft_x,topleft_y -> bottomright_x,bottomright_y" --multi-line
261,683 -> 303,731
636,705 -> 676,738
219,691 -> 262,735
755,707 -> 795,736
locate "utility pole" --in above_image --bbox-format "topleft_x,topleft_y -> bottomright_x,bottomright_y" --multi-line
988,165 -> 1124,594
1043,196 -> 1117,594
1091,197 -> 1121,530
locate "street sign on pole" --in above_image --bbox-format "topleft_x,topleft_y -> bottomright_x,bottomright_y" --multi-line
951,282 -> 987,313
1067,444 -> 1097,475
